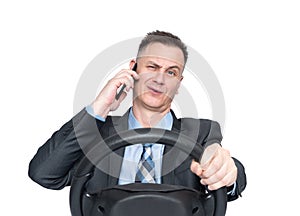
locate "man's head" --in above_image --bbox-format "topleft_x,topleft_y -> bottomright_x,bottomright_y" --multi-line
131,31 -> 188,116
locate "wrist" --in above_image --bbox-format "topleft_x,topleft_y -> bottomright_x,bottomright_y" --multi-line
91,101 -> 111,119
85,105 -> 106,121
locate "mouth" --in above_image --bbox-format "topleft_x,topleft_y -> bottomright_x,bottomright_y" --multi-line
147,86 -> 164,94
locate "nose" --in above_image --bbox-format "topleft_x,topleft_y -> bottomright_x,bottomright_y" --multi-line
152,71 -> 165,85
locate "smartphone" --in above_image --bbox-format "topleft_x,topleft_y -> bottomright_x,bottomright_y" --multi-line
115,63 -> 137,100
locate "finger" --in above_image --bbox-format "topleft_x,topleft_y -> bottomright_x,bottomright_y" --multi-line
121,73 -> 137,91
112,75 -> 135,93
202,158 -> 237,190
201,149 -> 223,178
200,143 -> 219,170
207,169 -> 237,191
201,160 -> 227,186
190,160 -> 203,176
118,73 -> 135,86
130,70 -> 140,80
115,69 -> 140,80
127,68 -> 140,79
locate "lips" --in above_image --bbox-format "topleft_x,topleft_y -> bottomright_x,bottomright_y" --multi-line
147,86 -> 164,94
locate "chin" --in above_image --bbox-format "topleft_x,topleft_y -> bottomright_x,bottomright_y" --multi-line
144,99 -> 172,111
135,92 -> 172,109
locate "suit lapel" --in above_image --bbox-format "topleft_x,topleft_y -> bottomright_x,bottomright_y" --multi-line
106,109 -> 130,186
161,110 -> 183,185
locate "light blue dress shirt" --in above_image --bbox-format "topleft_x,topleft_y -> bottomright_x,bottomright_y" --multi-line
118,108 -> 173,185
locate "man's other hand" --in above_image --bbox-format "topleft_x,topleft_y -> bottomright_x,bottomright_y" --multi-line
190,143 -> 237,190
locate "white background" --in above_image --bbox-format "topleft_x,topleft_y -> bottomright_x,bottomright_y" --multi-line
1,0 -> 299,215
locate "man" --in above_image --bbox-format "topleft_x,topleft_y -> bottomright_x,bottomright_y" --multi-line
29,31 -> 246,204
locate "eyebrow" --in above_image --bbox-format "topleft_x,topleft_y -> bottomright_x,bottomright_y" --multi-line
167,65 -> 181,71
147,61 -> 181,71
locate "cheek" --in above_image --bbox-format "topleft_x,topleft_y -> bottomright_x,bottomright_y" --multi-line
139,71 -> 154,78
168,82 -> 181,94
133,79 -> 147,96
134,73 -> 149,86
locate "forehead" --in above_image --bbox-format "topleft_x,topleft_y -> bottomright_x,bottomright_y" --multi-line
138,43 -> 185,67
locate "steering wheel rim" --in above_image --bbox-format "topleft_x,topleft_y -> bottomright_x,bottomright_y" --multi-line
70,128 -> 227,216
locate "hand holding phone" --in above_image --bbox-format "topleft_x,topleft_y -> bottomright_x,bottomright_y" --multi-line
115,63 -> 137,100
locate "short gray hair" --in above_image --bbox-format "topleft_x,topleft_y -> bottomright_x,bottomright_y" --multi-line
137,30 -> 188,64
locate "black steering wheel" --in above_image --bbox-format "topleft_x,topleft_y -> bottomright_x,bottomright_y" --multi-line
70,128 -> 227,216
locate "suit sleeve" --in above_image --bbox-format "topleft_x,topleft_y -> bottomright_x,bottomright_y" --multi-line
203,120 -> 247,201
227,157 -> 247,201
28,108 -> 105,190
203,120 -> 223,148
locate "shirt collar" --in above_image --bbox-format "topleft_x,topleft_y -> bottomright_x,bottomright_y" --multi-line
128,107 -> 173,130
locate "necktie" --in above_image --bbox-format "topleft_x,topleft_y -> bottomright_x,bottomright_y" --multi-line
135,144 -> 155,183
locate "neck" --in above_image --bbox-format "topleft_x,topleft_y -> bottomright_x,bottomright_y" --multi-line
132,104 -> 171,127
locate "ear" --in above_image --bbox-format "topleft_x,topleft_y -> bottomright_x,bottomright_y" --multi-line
129,59 -> 136,69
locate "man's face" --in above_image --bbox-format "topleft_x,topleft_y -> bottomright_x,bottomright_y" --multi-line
133,43 -> 185,112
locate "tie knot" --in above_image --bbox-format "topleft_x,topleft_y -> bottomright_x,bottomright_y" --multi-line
143,143 -> 153,148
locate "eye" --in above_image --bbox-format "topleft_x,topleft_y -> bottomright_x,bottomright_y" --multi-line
147,65 -> 156,70
166,70 -> 177,77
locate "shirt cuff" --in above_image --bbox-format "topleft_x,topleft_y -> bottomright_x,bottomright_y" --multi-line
227,182 -> 237,196
85,105 -> 106,122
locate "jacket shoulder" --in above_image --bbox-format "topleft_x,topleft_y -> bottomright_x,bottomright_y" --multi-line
179,117 -> 223,146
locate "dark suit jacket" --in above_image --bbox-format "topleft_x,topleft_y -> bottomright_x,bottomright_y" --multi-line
29,108 -> 246,201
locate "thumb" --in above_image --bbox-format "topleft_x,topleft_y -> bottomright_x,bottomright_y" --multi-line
190,160 -> 203,176
200,143 -> 219,170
